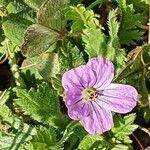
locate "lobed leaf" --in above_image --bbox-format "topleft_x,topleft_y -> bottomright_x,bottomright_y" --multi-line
37,0 -> 68,31
117,0 -> 144,45
15,83 -> 67,127
112,114 -> 138,144
2,14 -> 32,46
22,24 -> 59,57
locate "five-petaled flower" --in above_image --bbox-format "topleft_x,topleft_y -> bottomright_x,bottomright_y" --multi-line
62,57 -> 138,134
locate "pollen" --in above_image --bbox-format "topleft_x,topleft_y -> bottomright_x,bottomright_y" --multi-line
82,87 -> 98,102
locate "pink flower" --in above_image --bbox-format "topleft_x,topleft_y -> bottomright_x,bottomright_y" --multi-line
62,57 -> 138,134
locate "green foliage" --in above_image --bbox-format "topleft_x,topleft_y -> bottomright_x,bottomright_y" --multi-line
28,127 -> 58,150
2,13 -> 32,46
143,106 -> 150,122
78,134 -> 104,150
111,144 -> 129,150
58,121 -> 86,149
0,89 -> 10,105
21,52 -> 60,82
112,114 -> 138,144
0,133 -> 32,150
66,5 -> 106,58
77,114 -> 138,150
82,25 -> 106,58
22,24 -> 59,57
66,4 -> 100,33
37,53 -> 60,80
117,0 -> 144,45
51,74 -> 64,96
107,9 -> 126,72
115,45 -> 149,107
0,99 -> 36,150
59,41 -> 85,72
126,0 -> 148,13
24,0 -> 45,10
15,83 -> 67,127
0,0 -> 149,149
37,0 -> 68,31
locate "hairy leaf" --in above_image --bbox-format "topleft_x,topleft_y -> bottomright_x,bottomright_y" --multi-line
117,0 -> 144,45
24,0 -> 45,10
51,74 -> 63,96
15,83 -> 67,127
37,0 -> 68,31
22,24 -> 59,57
82,26 -> 106,58
37,53 -> 60,80
59,42 -> 85,72
107,9 -> 126,73
66,4 -> 100,32
78,134 -> 105,150
28,127 -> 59,149
112,114 -> 138,144
2,14 -> 32,46
0,133 -> 32,150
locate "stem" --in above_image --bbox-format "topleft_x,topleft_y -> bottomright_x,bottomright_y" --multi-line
132,133 -> 144,150
7,42 -> 25,88
0,50 -> 8,64
87,0 -> 105,9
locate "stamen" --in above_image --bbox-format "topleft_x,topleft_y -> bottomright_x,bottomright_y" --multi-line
82,87 -> 98,102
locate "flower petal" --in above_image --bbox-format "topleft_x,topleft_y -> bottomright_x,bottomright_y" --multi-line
81,102 -> 113,134
65,90 -> 82,107
97,83 -> 138,113
86,57 -> 114,89
62,65 -> 96,91
67,100 -> 91,120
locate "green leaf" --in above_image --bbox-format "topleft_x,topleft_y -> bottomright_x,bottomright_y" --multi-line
64,123 -> 87,149
112,114 -> 138,144
29,127 -> 58,149
0,105 -> 35,149
143,106 -> 150,123
24,0 -> 45,10
112,144 -> 129,150
108,9 -> 120,49
107,9 -> 126,73
0,103 -> 36,136
126,0 -> 148,13
0,0 -> 9,7
6,2 -> 19,14
115,46 -> 143,81
21,56 -> 43,80
0,90 -> 10,105
59,41 -> 85,72
37,53 -> 60,80
57,121 -> 86,149
142,44 -> 150,64
0,104 -> 10,121
37,0 -> 68,31
51,74 -> 63,96
138,72 -> 149,106
0,133 -> 32,150
0,22 -> 5,46
2,14 -> 32,46
15,83 -> 67,127
117,0 -> 144,45
22,24 -> 59,57
66,4 -> 100,33
82,26 -> 106,58
78,134 -> 104,150
21,52 -> 60,81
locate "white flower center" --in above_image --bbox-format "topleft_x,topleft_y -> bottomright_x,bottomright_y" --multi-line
82,87 -> 98,102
